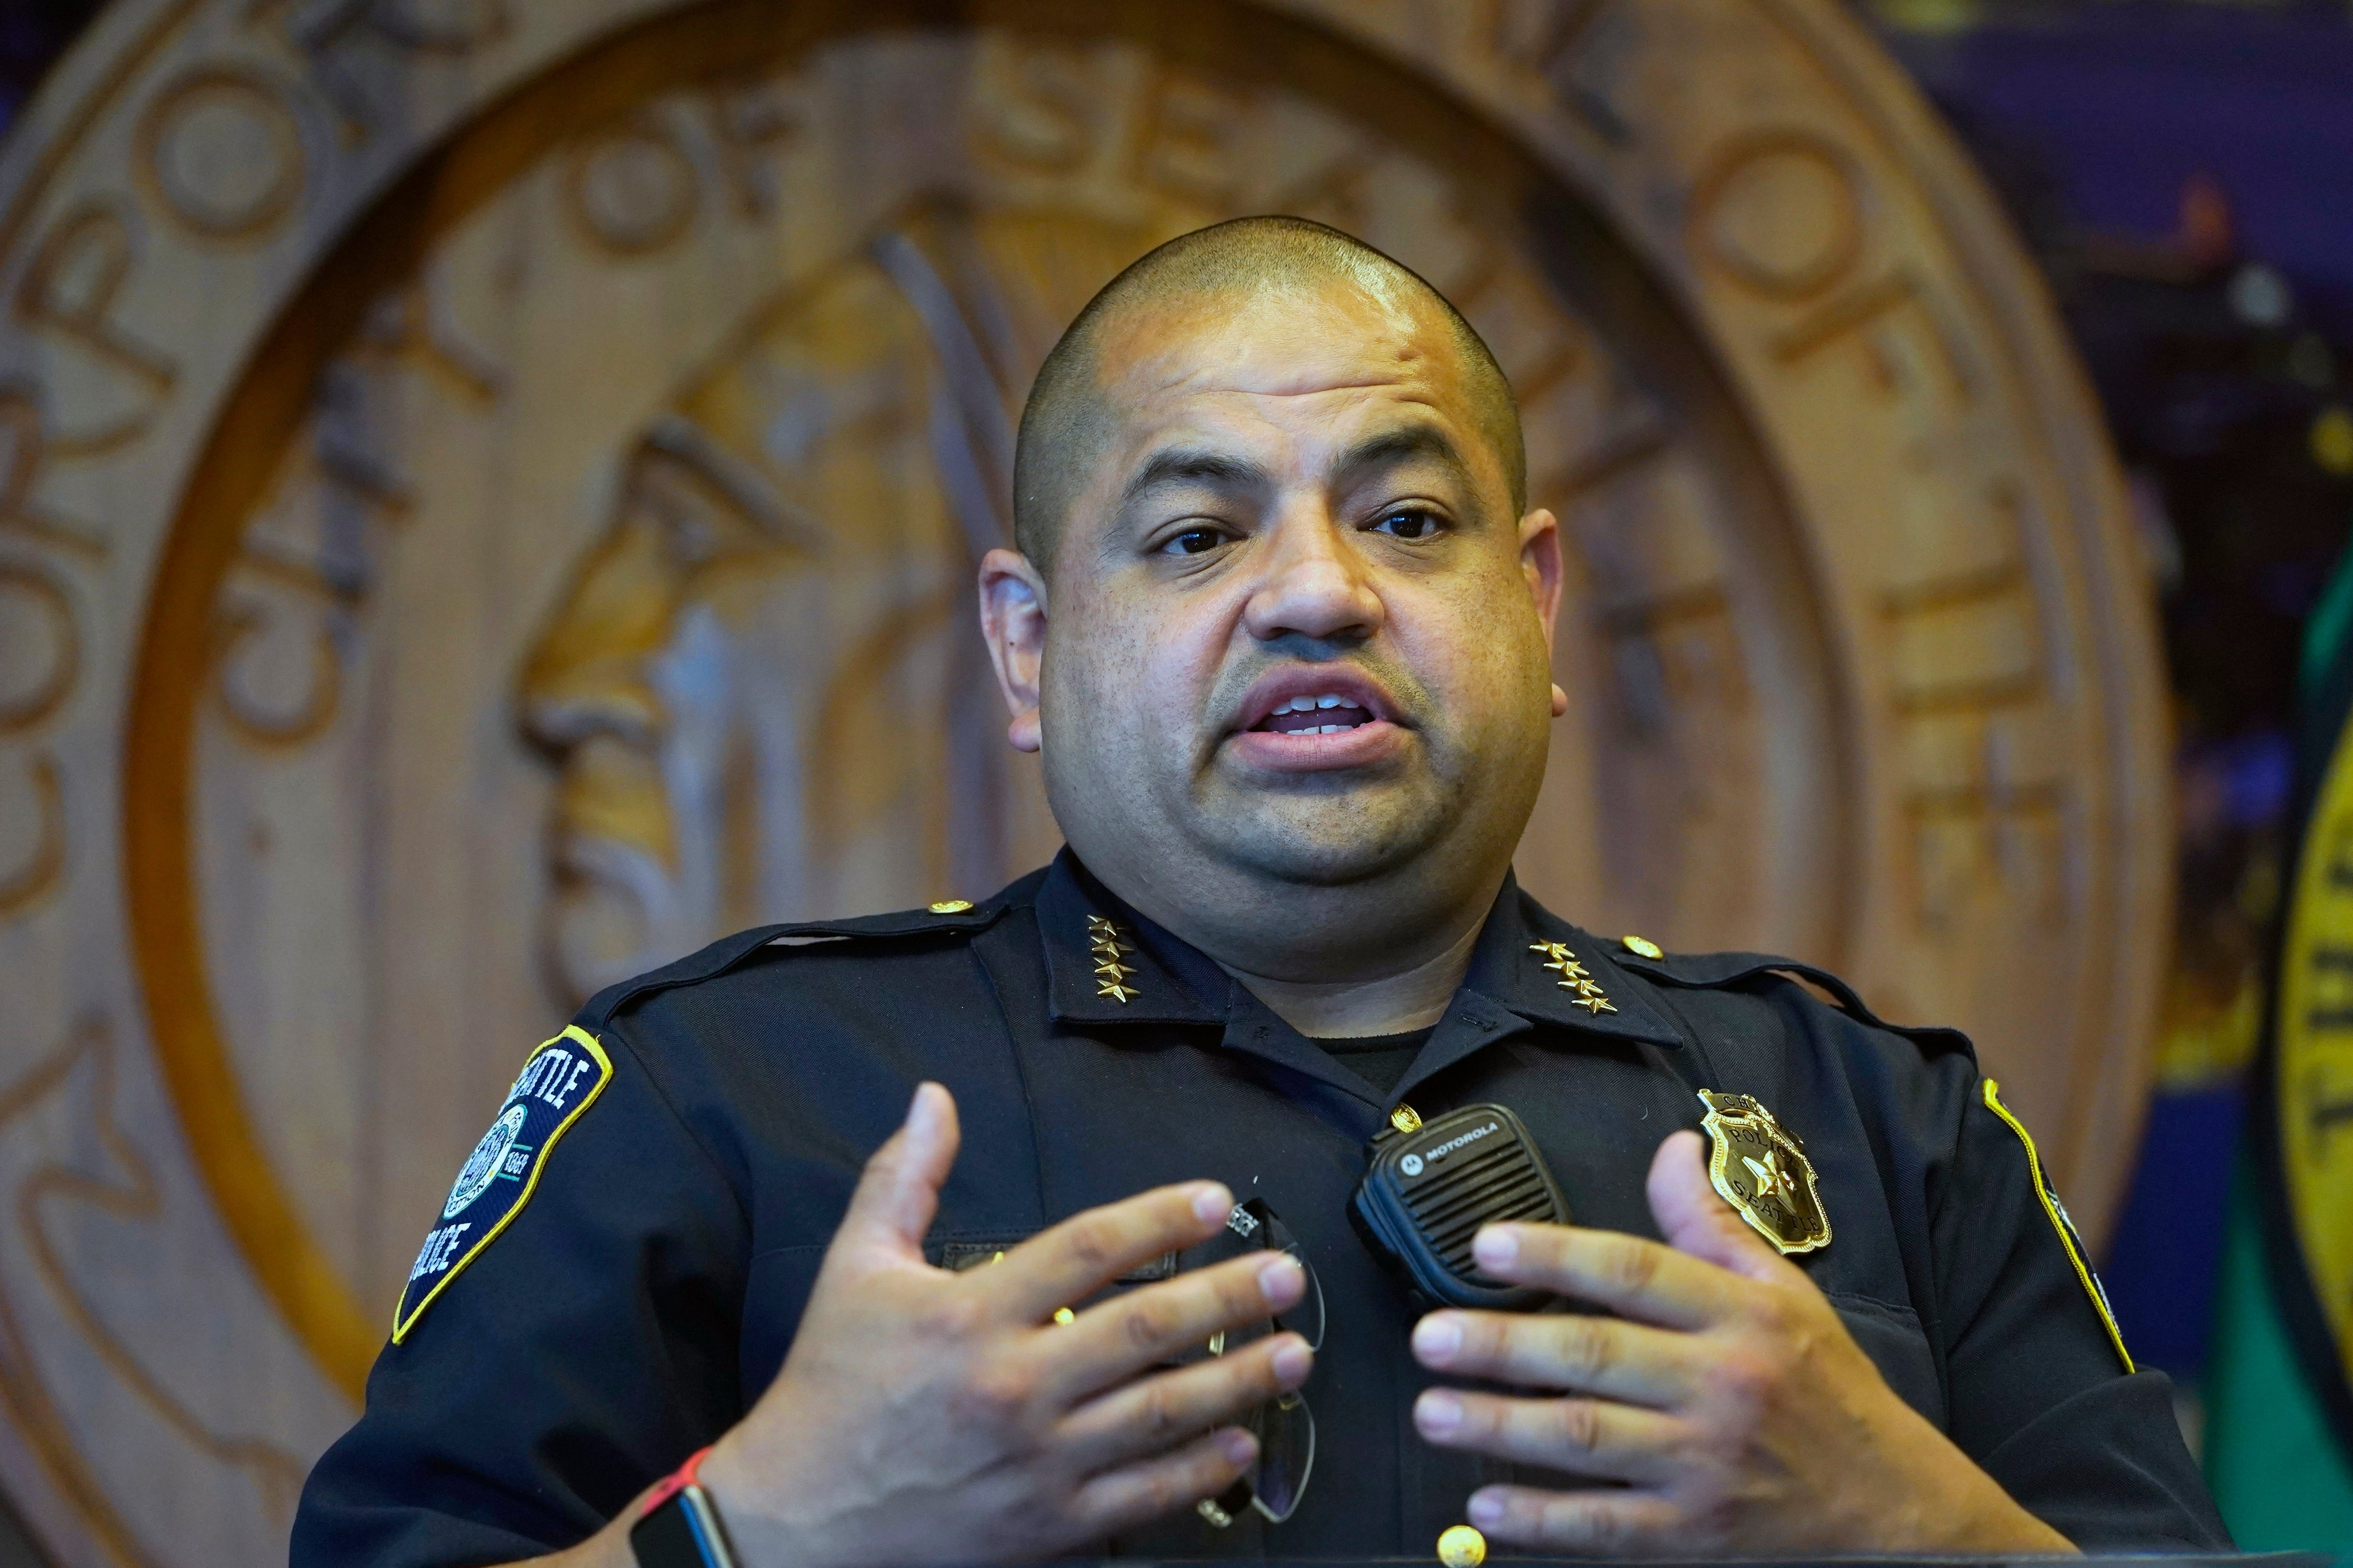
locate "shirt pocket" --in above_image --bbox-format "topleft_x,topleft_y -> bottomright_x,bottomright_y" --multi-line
1823,1290 -> 1945,1427
741,1229 -> 1178,1392
931,1232 -> 1041,1272
931,1230 -> 1180,1284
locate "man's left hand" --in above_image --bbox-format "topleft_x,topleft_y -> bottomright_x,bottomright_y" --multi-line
1409,1130 -> 2078,1557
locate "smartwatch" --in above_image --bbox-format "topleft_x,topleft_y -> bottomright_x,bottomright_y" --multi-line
631,1447 -> 741,1568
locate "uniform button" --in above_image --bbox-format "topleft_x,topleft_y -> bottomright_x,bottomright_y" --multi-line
1621,933 -> 1664,959
1437,1524 -> 1486,1567
928,899 -> 975,914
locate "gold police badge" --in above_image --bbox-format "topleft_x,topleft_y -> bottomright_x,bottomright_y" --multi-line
1697,1090 -> 1832,1255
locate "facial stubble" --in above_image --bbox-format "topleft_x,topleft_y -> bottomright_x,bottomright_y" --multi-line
1182,647 -> 1461,888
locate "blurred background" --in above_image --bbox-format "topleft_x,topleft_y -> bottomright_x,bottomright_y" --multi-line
0,0 -> 2348,1562
1861,3 -> 2353,1553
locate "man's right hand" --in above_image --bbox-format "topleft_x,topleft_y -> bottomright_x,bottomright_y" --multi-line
683,1080 -> 1311,1568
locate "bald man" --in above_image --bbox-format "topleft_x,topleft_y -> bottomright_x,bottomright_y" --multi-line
293,219 -> 2228,1567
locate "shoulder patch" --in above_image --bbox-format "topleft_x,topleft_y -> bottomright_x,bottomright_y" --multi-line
1981,1077 -> 2134,1373
392,1024 -> 614,1344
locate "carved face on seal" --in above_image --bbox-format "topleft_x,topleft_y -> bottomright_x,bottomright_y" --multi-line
516,208 -> 1148,997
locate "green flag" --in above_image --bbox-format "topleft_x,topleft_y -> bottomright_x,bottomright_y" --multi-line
2204,545 -> 2353,1552
2205,1170 -> 2353,1547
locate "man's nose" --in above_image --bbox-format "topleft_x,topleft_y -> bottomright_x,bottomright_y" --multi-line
1241,506 -> 1385,645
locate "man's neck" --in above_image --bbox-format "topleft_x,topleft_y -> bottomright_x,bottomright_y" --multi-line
1215,913 -> 1485,1039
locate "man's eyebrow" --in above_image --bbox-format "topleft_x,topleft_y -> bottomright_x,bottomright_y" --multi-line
1330,425 -> 1476,488
1117,448 -> 1270,509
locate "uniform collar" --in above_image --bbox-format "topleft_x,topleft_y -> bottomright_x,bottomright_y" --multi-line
1032,855 -> 1684,1100
1467,883 -> 1685,1049
1035,853 -> 1226,1027
1384,882 -> 1684,1103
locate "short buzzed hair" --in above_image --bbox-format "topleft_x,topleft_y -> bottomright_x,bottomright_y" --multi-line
1011,216 -> 1527,571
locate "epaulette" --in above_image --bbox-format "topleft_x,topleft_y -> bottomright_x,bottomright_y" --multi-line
1608,943 -> 1975,1061
579,899 -> 1006,1029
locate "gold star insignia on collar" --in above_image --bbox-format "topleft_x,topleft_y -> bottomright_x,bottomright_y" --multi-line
1529,941 -> 1590,980
1086,915 -> 1139,1003
1529,940 -> 1617,1014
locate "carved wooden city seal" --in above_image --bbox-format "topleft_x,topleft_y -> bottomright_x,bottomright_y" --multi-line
0,0 -> 2168,1559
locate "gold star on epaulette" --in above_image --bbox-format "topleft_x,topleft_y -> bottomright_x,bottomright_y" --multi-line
1086,914 -> 1139,1003
1531,940 -> 1615,1013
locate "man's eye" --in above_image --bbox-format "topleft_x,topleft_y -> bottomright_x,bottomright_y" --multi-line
1373,508 -> 1444,541
1161,526 -> 1229,556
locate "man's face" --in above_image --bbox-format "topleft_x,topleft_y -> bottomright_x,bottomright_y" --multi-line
988,279 -> 1562,945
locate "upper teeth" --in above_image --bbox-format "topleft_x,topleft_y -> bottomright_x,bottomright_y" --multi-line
1272,693 -> 1362,716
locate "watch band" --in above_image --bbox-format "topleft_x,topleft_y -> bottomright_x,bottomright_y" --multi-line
630,1447 -> 741,1568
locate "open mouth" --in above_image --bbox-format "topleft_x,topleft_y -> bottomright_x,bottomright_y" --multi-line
1227,669 -> 1403,771
1252,693 -> 1378,736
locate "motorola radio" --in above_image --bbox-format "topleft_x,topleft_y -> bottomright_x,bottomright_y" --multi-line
1350,1101 -> 1569,1311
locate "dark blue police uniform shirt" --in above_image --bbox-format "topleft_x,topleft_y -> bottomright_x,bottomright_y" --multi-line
292,852 -> 2229,1564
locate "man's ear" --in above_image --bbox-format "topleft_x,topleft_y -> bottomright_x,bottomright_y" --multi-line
979,548 -> 1048,753
1519,507 -> 1564,638
1518,509 -> 1567,717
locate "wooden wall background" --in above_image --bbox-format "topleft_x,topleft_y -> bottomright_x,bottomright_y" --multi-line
0,0 -> 2172,1561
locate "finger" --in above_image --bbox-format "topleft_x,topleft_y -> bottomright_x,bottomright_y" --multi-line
833,1083 -> 961,1258
1465,1484 -> 1680,1556
1469,1223 -> 1736,1330
1037,1252 -> 1308,1403
1647,1129 -> 1796,1285
977,1182 -> 1237,1323
1409,1309 -> 1700,1405
1412,1389 -> 1682,1484
1068,1426 -> 1258,1539
1058,1332 -> 1312,1471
